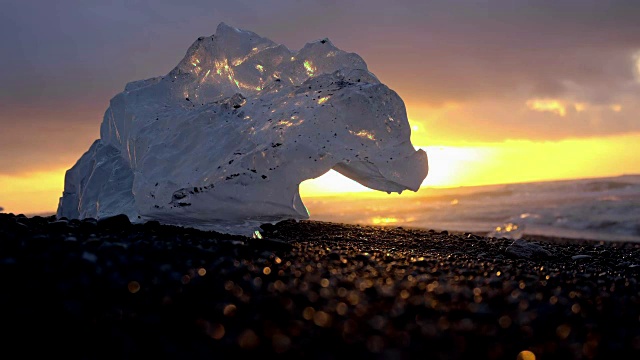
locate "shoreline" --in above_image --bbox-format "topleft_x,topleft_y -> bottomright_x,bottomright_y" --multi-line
13,210 -> 639,244
1,213 -> 639,359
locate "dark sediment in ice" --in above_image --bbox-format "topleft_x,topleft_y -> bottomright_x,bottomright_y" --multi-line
1,213 -> 639,359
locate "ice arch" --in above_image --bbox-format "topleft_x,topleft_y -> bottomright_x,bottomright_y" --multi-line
57,23 -> 428,234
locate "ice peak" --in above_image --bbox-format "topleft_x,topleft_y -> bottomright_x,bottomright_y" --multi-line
215,21 -> 241,34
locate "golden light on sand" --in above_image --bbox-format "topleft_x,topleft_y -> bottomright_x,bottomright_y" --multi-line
371,217 -> 399,225
517,350 -> 536,360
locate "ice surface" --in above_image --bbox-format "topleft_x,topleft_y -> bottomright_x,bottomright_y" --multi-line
57,23 -> 429,234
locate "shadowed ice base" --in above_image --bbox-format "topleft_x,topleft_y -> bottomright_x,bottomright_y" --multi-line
141,215 -> 281,237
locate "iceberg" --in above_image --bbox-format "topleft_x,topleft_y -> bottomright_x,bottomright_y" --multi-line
57,23 -> 429,234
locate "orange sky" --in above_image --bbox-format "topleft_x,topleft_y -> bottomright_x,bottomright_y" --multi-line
2,129 -> 638,215
1,1 -> 639,215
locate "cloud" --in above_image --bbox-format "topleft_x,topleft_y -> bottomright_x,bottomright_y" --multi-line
413,94 -> 640,144
526,99 -> 568,117
3,1 -> 639,105
1,0 -> 640,172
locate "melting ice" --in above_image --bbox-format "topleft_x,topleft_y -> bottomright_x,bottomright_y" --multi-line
56,23 -> 428,234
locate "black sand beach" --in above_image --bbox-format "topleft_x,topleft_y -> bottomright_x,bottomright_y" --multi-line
1,213 -> 639,359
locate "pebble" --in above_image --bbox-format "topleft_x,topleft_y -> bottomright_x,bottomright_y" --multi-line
0,213 -> 639,359
505,238 -> 553,259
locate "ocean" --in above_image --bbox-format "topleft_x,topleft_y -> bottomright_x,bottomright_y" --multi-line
303,174 -> 640,242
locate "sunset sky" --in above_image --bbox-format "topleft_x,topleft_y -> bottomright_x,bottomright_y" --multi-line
1,0 -> 639,215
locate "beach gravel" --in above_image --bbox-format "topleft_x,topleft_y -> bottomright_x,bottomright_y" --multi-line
1,213 -> 639,359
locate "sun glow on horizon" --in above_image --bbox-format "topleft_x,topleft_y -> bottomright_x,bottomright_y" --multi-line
0,169 -> 67,215
300,132 -> 640,197
1,132 -> 639,215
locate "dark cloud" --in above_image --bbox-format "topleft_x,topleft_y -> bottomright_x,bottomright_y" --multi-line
1,0 -> 640,174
